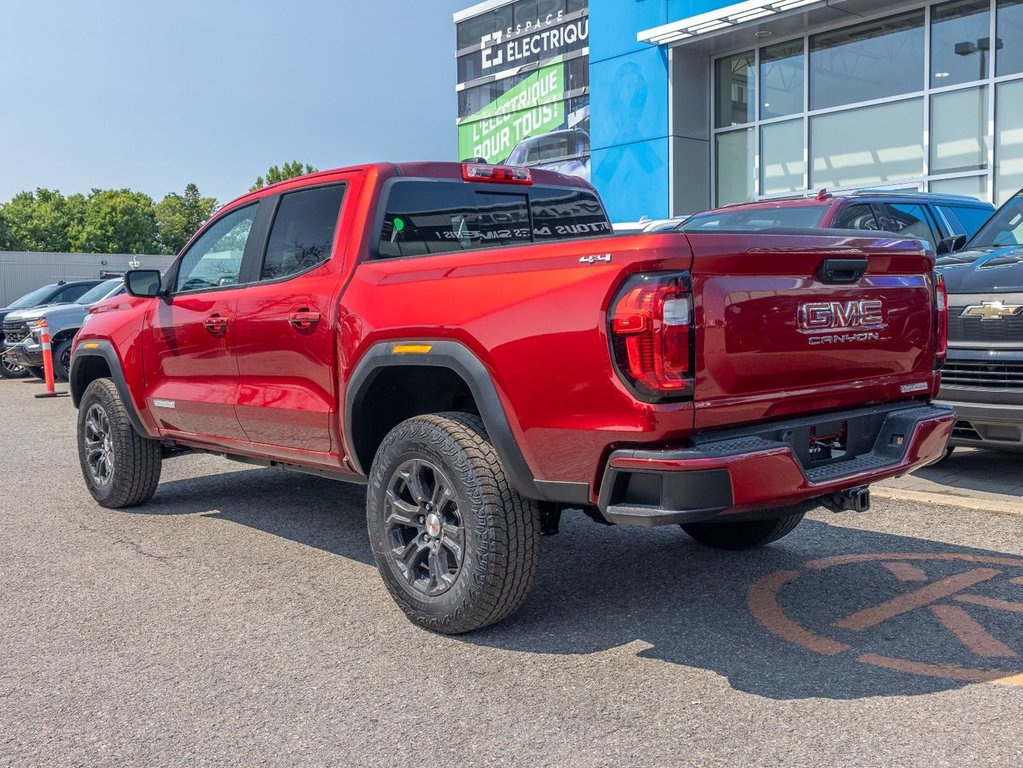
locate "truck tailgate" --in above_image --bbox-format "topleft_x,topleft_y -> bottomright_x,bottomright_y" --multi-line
686,232 -> 939,430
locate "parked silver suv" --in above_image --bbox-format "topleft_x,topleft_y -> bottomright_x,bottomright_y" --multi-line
2,279 -> 124,381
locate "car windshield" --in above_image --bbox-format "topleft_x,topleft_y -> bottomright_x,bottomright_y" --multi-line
6,285 -> 55,309
682,205 -> 828,231
75,279 -> 122,305
968,193 -> 1023,248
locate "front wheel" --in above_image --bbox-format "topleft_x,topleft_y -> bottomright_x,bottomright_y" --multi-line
682,509 -> 807,551
0,355 -> 28,379
53,338 -> 74,381
77,378 -> 162,508
367,412 -> 541,634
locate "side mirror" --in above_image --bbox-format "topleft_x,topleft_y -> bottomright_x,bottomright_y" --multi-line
937,234 -> 968,255
124,269 -> 163,298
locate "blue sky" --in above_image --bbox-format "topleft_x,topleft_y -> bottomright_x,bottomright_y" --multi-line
0,0 -> 472,205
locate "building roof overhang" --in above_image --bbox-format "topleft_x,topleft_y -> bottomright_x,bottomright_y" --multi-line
638,0 -> 925,54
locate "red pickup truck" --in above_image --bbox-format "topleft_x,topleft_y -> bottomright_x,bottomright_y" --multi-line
69,162 -> 954,633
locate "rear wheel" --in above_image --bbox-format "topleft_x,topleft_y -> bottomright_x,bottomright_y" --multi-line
77,378 -> 162,508
682,510 -> 807,551
0,355 -> 28,379
367,412 -> 541,634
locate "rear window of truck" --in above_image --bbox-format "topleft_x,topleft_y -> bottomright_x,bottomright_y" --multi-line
376,181 -> 611,259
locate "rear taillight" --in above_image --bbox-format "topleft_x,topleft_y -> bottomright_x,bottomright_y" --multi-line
610,272 -> 694,401
935,272 -> 948,367
462,163 -> 533,185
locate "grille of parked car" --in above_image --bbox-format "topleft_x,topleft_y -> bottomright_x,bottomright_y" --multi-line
941,360 -> 1023,389
948,306 -> 1023,344
2,320 -> 30,344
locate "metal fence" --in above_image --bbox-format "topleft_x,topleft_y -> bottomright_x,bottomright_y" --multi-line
0,251 -> 175,306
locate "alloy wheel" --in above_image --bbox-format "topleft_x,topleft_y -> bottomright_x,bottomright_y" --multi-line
384,458 -> 465,597
83,404 -> 114,486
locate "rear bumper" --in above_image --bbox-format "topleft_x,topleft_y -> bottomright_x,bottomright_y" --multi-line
597,402 -> 954,526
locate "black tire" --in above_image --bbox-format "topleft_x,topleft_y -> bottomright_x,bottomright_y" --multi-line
938,445 -> 956,462
682,509 -> 807,551
53,338 -> 73,381
367,412 -> 541,634
77,378 -> 162,509
25,366 -> 45,379
0,355 -> 28,379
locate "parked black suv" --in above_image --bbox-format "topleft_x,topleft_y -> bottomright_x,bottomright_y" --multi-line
0,280 -> 103,378
937,189 -> 1023,452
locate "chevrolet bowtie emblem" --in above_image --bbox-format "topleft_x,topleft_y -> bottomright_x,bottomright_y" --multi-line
961,301 -> 1023,321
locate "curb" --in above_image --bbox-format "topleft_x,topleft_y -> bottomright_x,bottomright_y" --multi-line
871,486 -> 1023,518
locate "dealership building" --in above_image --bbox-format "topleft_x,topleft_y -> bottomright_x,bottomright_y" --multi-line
456,0 -> 1023,222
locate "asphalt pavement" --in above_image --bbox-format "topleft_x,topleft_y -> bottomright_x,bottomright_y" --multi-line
2,376 -> 1022,767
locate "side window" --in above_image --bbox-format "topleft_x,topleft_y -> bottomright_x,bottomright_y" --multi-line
261,185 -> 346,281
943,205 -> 993,239
378,182 -> 531,259
54,284 -> 92,303
873,203 -> 937,246
832,203 -> 880,231
174,204 -> 256,293
529,187 -> 613,240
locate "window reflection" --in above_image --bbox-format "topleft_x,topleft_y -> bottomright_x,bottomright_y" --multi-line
998,0 -> 1023,75
761,40 -> 804,119
931,87 -> 989,174
810,12 -> 925,110
716,129 -> 754,206
811,100 -> 924,189
715,52 -> 754,128
931,0 -> 992,86
996,80 -> 1023,204
761,120 -> 804,196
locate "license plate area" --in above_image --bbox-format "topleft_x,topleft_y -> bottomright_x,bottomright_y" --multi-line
777,413 -> 887,471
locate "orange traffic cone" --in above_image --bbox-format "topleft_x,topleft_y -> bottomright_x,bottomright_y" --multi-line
34,319 -> 69,399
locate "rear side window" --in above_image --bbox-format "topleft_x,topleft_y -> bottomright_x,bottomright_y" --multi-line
873,203 -> 937,246
377,181 -> 610,259
832,203 -> 880,231
261,184 -> 346,281
939,205 -> 992,238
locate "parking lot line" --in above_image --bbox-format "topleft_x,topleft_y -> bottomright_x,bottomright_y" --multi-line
930,604 -> 1018,659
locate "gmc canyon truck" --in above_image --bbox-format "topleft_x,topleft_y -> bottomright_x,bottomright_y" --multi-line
69,162 -> 954,633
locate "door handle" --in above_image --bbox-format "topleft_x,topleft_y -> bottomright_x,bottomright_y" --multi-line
288,310 -> 321,331
203,315 -> 229,335
818,258 -> 868,284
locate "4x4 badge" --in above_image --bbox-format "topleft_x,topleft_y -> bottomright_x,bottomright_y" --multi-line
961,301 -> 1023,321
579,254 -> 612,265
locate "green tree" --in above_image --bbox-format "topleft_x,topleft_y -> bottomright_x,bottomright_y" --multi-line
251,160 -> 318,191
0,188 -> 85,252
155,183 -> 219,255
72,189 -> 158,254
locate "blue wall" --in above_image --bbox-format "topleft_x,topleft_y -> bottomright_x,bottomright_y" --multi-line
589,0 -> 729,221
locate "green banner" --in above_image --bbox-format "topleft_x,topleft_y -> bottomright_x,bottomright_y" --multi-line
458,57 -> 566,164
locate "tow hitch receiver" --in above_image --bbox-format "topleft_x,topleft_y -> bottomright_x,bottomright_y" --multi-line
823,487 -> 871,513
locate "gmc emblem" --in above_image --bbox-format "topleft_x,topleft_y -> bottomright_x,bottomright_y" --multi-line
798,300 -> 885,331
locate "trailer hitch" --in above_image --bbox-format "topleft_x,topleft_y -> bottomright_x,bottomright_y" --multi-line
822,486 -> 871,513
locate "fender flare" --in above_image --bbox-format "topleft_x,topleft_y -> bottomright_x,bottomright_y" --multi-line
345,340 -> 545,500
69,340 -> 152,439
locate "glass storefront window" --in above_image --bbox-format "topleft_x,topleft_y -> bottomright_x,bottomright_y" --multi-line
715,52 -> 755,128
810,11 -> 925,110
716,129 -> 754,206
929,176 -> 988,198
760,40 -> 804,120
997,0 -> 1023,75
811,99 -> 924,189
761,120 -> 804,196
931,87 -> 989,173
996,80 -> 1023,203
931,0 -> 991,86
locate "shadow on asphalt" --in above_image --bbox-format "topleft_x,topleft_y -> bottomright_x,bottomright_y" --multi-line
145,467 -> 1023,701
909,448 -> 1023,500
